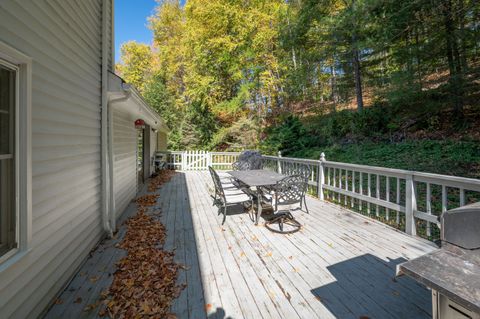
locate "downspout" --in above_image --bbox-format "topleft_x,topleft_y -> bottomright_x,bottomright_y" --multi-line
107,88 -> 132,232
101,0 -> 112,237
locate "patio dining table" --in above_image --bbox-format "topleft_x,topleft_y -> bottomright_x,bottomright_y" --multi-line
227,169 -> 286,225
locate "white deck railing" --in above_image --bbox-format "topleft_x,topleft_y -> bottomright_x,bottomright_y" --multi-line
156,150 -> 480,239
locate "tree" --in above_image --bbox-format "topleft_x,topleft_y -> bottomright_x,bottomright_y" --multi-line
116,42 -> 153,93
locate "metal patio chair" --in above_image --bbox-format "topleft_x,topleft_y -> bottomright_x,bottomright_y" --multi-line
265,175 -> 308,234
232,160 -> 252,171
208,166 -> 253,224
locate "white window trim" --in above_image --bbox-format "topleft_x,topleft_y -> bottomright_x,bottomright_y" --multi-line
0,41 -> 32,269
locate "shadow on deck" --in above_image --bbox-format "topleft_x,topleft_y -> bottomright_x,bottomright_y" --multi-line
44,171 -> 436,319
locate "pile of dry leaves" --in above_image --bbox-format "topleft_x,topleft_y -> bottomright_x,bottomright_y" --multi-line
101,169 -> 184,318
148,170 -> 176,193
102,210 -> 185,318
134,194 -> 160,207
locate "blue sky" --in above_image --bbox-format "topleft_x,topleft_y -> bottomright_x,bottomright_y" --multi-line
115,0 -> 157,63
115,0 -> 186,63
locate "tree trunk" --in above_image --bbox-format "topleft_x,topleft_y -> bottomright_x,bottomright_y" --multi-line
443,0 -> 464,118
352,42 -> 364,112
292,47 -> 297,71
330,64 -> 337,110
458,0 -> 469,72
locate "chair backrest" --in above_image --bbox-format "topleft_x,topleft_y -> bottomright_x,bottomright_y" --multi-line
297,165 -> 311,180
275,175 -> 308,206
232,160 -> 251,171
208,166 -> 224,198
281,163 -> 311,180
238,150 -> 263,169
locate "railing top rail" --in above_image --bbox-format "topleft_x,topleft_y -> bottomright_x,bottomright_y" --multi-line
263,155 -> 320,165
156,150 -> 184,154
210,152 -> 241,155
158,150 -> 480,191
324,160 -> 480,189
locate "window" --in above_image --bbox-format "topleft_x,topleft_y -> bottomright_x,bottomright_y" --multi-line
0,60 -> 18,259
0,41 -> 32,267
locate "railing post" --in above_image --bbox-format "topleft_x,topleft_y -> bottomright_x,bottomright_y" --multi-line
277,151 -> 282,174
181,151 -> 186,171
405,174 -> 417,236
207,151 -> 212,169
317,152 -> 326,200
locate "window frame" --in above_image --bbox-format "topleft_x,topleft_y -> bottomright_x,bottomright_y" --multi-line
0,59 -> 19,262
0,41 -> 32,269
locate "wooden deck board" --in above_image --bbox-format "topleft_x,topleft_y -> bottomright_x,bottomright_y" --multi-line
44,171 -> 437,319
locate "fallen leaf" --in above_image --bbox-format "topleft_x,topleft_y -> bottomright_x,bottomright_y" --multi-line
54,298 -> 63,305
240,252 -> 245,257
83,302 -> 99,312
205,304 -> 212,311
74,297 -> 82,304
89,276 -> 99,283
266,252 -> 273,257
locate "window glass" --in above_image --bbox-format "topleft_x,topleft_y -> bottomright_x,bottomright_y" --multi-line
0,63 -> 16,257
0,66 -> 15,155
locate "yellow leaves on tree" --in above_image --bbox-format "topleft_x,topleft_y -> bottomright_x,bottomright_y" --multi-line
116,41 -> 153,93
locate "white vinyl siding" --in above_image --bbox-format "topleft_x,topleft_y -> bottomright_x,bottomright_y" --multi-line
150,129 -> 158,174
106,0 -> 114,70
0,1 -> 107,318
112,109 -> 137,219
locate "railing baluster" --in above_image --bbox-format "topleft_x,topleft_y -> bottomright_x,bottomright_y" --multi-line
459,188 -> 466,206
351,171 -> 355,208
327,167 -> 331,200
405,175 -> 417,235
376,174 -> 380,217
338,169 -> 342,203
359,172 -> 363,212
426,183 -> 432,237
442,185 -> 447,214
396,178 -> 401,225
344,170 -> 348,206
386,177 -> 390,221
333,168 -> 337,193
367,173 -> 371,215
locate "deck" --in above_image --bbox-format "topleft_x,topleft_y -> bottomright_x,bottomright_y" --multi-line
45,171 -> 437,319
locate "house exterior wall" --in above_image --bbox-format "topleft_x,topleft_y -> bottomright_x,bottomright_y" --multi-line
150,129 -> 158,174
0,1 -> 113,318
112,108 -> 137,219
